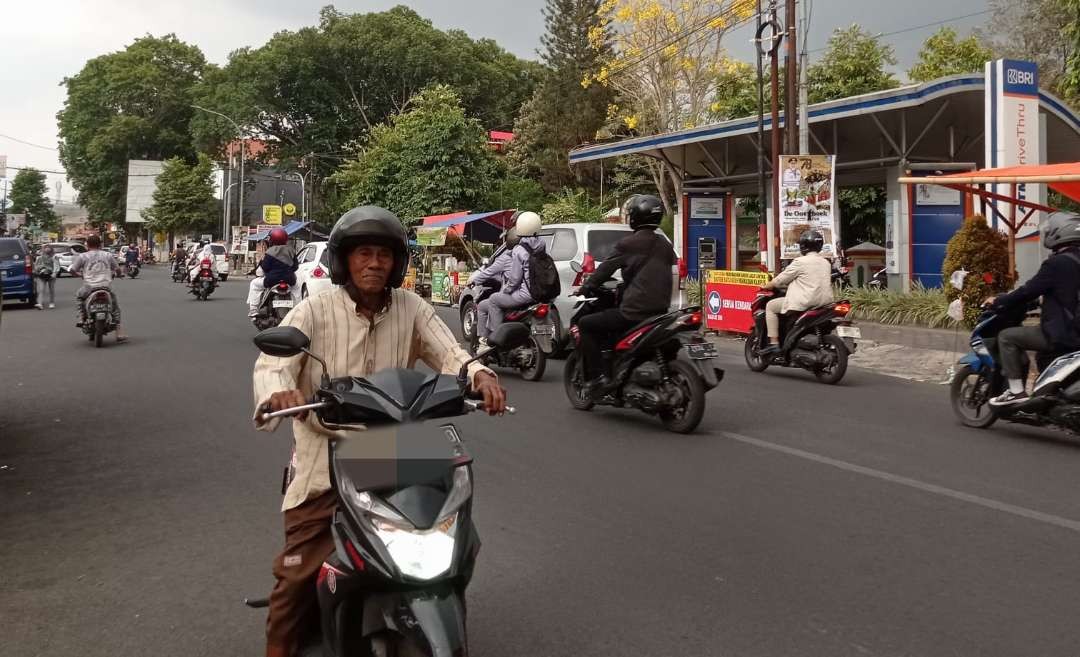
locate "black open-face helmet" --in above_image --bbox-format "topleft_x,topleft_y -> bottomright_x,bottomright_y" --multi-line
327,206 -> 409,287
798,230 -> 825,255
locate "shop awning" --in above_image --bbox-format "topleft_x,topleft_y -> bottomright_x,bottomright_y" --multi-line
421,210 -> 517,244
251,220 -> 310,241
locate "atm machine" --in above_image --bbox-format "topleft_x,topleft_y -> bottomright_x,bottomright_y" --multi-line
698,237 -> 717,271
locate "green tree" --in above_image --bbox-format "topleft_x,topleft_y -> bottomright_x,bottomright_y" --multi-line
909,27 -> 994,82
981,0 -> 1076,98
141,155 -> 219,236
541,187 -> 607,223
57,34 -> 207,228
193,5 -> 541,219
482,173 -> 550,212
838,184 -> 886,248
508,0 -> 615,192
943,215 -> 1015,327
808,25 -> 899,103
8,168 -> 59,234
1063,0 -> 1080,103
332,85 -> 499,222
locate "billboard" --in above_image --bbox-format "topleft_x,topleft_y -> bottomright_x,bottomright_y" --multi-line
124,160 -> 165,224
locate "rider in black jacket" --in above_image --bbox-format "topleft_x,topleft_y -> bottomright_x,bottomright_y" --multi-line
577,195 -> 675,396
989,212 -> 1080,406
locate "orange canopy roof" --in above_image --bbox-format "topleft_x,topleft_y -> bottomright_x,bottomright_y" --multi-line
935,162 -> 1080,205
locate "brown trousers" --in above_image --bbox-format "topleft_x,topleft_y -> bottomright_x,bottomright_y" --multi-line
266,491 -> 337,657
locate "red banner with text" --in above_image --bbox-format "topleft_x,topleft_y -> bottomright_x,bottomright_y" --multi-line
703,270 -> 771,334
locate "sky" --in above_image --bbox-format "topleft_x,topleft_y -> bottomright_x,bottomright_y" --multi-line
0,0 -> 990,203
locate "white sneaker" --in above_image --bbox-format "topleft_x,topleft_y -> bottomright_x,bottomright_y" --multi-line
34,303 -> 43,310
477,337 -> 489,349
48,303 -> 55,309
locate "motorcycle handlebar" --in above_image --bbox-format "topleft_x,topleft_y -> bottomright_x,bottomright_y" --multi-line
464,399 -> 516,415
259,400 -> 332,423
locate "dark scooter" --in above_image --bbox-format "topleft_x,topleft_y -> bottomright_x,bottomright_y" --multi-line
246,322 -> 528,657
253,281 -> 296,330
950,304 -> 1080,434
172,260 -> 188,283
80,287 -> 120,348
562,263 -> 723,434
744,289 -> 858,384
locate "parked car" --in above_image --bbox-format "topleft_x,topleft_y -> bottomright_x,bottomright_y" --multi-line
0,237 -> 37,307
294,241 -> 332,299
50,242 -> 88,277
458,223 -> 679,354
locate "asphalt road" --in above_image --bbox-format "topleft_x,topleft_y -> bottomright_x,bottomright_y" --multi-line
2,266 -> 1080,657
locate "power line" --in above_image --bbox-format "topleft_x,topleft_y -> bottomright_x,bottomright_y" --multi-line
0,133 -> 58,151
808,9 -> 994,54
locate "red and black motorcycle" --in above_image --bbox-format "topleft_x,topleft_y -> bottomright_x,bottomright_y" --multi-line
562,278 -> 723,434
190,257 -> 217,301
466,280 -> 554,382
744,288 -> 859,384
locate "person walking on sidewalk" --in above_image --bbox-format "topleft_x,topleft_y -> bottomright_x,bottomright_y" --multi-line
34,245 -> 60,309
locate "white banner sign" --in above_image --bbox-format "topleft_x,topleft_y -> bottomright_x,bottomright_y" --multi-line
986,59 -> 1044,236
0,155 -> 6,178
915,184 -> 961,206
777,154 -> 838,259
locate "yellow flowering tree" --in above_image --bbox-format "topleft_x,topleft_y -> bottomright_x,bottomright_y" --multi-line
586,0 -> 756,212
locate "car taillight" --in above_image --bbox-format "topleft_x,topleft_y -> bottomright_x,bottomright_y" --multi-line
25,254 -> 32,275
834,302 -> 852,317
678,258 -> 688,280
573,252 -> 596,287
312,266 -> 325,279
533,304 -> 549,319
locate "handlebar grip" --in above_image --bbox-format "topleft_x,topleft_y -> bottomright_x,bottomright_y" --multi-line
259,401 -> 331,423
464,399 -> 516,415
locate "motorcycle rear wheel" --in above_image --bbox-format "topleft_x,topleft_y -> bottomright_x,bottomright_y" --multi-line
813,335 -> 849,385
563,351 -> 594,411
659,360 -> 706,434
744,328 -> 770,372
519,338 -> 547,381
950,364 -> 999,428
94,318 -> 105,348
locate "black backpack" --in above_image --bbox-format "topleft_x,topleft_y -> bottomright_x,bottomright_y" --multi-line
521,242 -> 561,302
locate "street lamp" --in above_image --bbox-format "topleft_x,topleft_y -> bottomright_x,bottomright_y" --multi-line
288,172 -> 306,222
192,104 -> 246,241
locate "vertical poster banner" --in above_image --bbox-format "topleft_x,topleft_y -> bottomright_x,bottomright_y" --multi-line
0,154 -> 7,178
986,59 -> 1043,235
777,155 -> 838,259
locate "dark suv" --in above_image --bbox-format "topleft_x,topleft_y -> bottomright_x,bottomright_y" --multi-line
0,237 -> 37,307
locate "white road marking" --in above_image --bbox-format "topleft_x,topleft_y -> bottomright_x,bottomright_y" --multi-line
723,431 -> 1080,533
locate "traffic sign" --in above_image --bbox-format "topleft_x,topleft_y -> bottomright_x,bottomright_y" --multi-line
262,205 -> 283,225
283,203 -> 297,216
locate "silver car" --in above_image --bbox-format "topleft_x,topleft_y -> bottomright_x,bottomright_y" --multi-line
457,223 -> 678,354
49,242 -> 88,277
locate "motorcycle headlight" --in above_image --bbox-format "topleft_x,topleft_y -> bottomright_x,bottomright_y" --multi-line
340,466 -> 471,581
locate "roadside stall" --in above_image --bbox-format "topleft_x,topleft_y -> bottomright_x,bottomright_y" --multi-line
416,210 -> 517,305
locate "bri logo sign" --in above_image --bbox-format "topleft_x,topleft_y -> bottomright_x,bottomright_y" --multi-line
1002,59 -> 1039,98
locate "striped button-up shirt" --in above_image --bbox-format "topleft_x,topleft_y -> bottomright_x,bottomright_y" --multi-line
253,286 -> 492,511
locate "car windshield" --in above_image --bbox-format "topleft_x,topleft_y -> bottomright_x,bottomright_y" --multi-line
0,240 -> 26,260
48,243 -> 74,254
211,244 -> 226,254
586,230 -> 631,261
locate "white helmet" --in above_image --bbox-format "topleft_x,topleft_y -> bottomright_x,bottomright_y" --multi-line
515,211 -> 542,237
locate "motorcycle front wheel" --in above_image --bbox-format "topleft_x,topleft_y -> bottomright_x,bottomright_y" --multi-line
744,327 -> 770,372
370,633 -> 430,657
563,351 -> 594,411
659,360 -> 706,433
950,364 -> 999,428
518,338 -> 546,381
813,335 -> 849,385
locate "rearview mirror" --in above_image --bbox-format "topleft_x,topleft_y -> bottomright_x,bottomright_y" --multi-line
488,323 -> 531,350
570,261 -> 583,273
254,326 -> 310,357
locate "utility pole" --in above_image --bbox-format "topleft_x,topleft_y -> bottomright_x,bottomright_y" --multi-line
768,0 -> 783,270
798,0 -> 810,154
755,0 -> 767,261
785,0 -> 798,156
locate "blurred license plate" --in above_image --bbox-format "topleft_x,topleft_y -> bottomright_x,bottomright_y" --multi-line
532,323 -> 554,335
686,342 -> 719,359
836,326 -> 861,339
94,312 -> 108,320
272,300 -> 294,308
